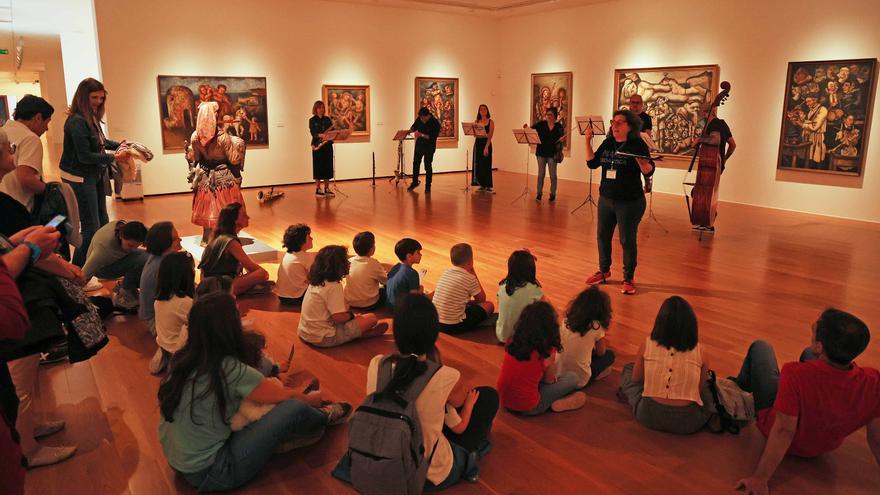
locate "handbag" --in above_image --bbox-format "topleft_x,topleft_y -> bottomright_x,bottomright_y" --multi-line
706,370 -> 755,434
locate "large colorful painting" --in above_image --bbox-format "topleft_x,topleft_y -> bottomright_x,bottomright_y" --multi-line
322,84 -> 370,138
415,77 -> 458,141
157,76 -> 269,151
531,72 -> 572,150
613,65 -> 719,159
776,59 -> 877,176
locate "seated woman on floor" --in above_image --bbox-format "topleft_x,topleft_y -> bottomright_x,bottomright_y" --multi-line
158,291 -> 352,492
198,202 -> 269,296
618,296 -> 713,434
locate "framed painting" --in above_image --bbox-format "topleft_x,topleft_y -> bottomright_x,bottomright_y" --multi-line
415,77 -> 458,141
0,96 -> 8,126
157,75 -> 269,151
776,58 -> 877,176
321,84 -> 370,138
531,72 -> 573,150
613,65 -> 719,160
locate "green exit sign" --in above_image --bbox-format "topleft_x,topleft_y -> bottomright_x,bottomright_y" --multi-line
0,49 -> 8,55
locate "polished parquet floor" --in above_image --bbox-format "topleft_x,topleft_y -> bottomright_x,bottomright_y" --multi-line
25,171 -> 880,494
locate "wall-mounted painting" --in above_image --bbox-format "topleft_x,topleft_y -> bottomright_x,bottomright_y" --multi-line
613,65 -> 719,160
531,72 -> 572,150
776,58 -> 877,176
157,76 -> 269,151
415,77 -> 458,141
322,84 -> 370,138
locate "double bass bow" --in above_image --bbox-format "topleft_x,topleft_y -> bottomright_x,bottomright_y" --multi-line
683,81 -> 731,229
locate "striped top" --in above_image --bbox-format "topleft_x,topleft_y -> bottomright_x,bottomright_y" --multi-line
642,337 -> 704,405
432,266 -> 481,324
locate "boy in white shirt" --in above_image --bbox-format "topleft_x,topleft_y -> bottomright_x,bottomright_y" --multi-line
276,223 -> 315,305
345,231 -> 388,310
432,243 -> 495,334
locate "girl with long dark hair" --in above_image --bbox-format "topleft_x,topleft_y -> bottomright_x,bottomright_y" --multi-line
496,301 -> 585,415
197,202 -> 269,295
495,249 -> 544,343
585,109 -> 656,295
333,293 -> 498,490
473,104 -> 494,192
139,221 -> 181,333
618,296 -> 712,434
60,78 -> 129,266
149,251 -> 195,375
158,292 -> 351,491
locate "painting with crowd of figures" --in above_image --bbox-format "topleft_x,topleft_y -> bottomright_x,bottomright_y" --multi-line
531,71 -> 573,150
415,77 -> 459,141
157,76 -> 269,151
322,84 -> 370,138
776,58 -> 877,176
613,65 -> 719,160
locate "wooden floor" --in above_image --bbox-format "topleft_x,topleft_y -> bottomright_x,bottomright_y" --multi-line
26,171 -> 880,494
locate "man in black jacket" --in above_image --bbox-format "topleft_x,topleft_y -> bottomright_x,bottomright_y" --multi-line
408,107 -> 440,193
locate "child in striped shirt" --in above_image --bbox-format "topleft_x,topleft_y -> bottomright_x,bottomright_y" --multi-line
432,243 -> 495,334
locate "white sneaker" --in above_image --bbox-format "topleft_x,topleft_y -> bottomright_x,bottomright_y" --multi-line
83,277 -> 103,292
26,445 -> 77,468
112,285 -> 139,311
34,420 -> 65,439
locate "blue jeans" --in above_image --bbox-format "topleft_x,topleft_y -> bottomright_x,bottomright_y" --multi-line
736,340 -> 818,411
535,156 -> 558,196
66,178 -> 109,267
95,250 -> 149,290
520,371 -> 579,415
181,399 -> 327,492
588,349 -> 616,385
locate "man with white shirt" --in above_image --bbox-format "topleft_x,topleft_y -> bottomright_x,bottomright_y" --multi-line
0,95 -> 54,212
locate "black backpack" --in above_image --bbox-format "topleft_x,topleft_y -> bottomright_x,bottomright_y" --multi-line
347,357 -> 441,495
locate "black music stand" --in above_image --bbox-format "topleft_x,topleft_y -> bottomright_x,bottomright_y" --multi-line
511,128 -> 540,204
325,129 -> 351,198
571,116 -> 605,215
390,129 -> 413,188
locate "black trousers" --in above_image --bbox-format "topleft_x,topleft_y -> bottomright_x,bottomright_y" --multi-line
597,195 -> 646,281
443,386 -> 499,452
413,146 -> 435,184
474,141 -> 493,188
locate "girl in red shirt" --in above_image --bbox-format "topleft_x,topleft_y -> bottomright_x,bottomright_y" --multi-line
496,301 -> 585,415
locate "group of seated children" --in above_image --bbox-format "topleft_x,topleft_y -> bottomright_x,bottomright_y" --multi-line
135,211 -> 878,493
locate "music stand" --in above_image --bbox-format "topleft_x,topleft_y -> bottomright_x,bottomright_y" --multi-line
325,129 -> 351,198
390,129 -> 413,187
571,116 -> 605,215
511,128 -> 540,204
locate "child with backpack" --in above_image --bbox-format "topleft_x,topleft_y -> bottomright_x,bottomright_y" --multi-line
496,301 -> 586,414
333,293 -> 499,492
557,286 -> 615,388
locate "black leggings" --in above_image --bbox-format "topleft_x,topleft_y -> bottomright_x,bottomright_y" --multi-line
443,386 -> 499,452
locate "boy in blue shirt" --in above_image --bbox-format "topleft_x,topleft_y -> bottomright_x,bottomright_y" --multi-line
385,238 -> 424,310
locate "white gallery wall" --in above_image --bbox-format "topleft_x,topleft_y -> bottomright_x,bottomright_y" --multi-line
93,0 -> 500,196
493,0 -> 880,222
93,0 -> 880,222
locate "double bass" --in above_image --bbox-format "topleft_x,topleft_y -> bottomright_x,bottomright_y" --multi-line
685,81 -> 731,229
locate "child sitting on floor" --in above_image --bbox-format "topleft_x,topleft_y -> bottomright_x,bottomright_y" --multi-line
297,245 -> 388,347
345,231 -> 388,311
497,301 -> 585,415
557,286 -> 615,388
385,238 -> 425,310
149,252 -> 196,375
433,243 -> 495,334
276,223 -> 315,306
496,249 -> 544,343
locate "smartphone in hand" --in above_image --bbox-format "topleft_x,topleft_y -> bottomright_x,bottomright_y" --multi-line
46,215 -> 66,229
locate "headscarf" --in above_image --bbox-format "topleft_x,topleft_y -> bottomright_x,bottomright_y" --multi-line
196,101 -> 219,147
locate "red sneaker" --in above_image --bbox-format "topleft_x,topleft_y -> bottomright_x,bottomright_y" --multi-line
585,271 -> 610,285
621,280 -> 636,295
